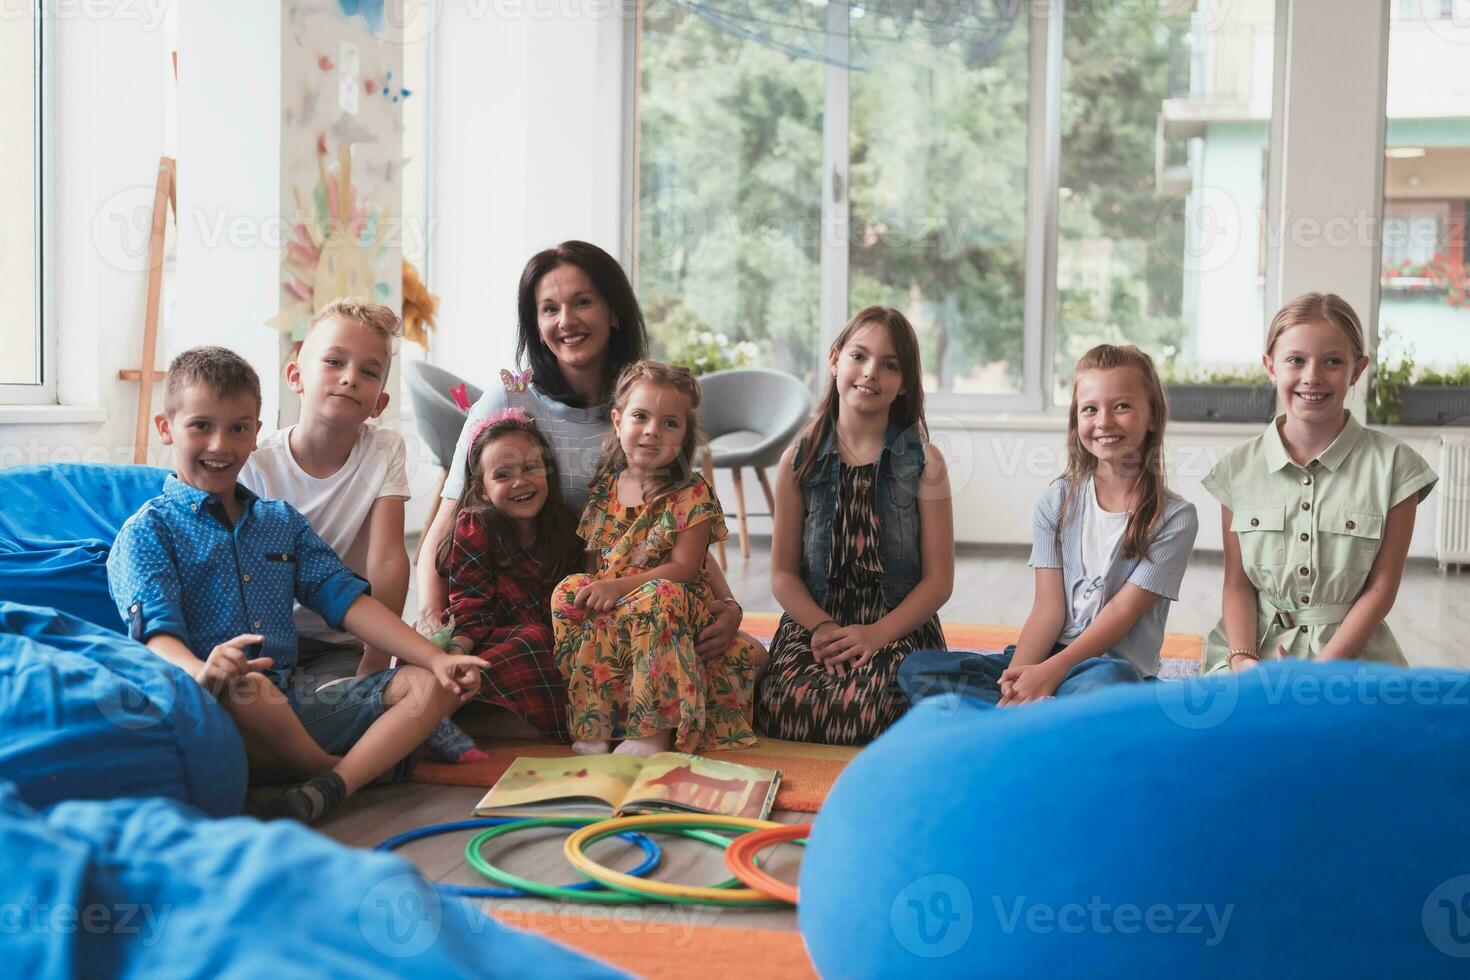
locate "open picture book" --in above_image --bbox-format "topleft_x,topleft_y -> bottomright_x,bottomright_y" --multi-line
472,752 -> 781,821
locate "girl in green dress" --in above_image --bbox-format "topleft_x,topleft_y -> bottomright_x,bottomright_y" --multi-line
1203,292 -> 1437,672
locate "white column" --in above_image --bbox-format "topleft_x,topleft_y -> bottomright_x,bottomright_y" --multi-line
429,3 -> 631,389
1266,0 -> 1390,416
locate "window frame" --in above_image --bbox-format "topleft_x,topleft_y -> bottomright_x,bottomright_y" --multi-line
0,7 -> 55,406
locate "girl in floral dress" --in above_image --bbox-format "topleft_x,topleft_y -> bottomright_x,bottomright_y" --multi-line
551,361 -> 760,757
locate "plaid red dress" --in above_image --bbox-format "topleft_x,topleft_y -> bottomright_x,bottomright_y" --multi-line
447,509 -> 569,742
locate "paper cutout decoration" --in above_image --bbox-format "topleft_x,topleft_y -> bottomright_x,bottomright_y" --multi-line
269,138 -> 394,340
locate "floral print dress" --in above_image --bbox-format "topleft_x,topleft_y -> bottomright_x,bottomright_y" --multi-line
551,473 -> 758,752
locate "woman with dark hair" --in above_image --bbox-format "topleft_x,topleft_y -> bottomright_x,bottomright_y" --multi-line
417,241 -> 750,698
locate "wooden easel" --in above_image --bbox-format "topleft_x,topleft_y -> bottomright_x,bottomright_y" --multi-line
118,156 -> 177,465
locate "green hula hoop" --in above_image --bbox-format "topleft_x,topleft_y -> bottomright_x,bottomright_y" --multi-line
464,816 -> 765,906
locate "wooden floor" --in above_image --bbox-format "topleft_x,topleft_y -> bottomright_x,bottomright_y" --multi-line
320,537 -> 1470,940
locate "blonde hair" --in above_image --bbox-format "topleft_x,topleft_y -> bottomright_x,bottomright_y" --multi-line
1265,292 -> 1366,361
795,306 -> 927,487
1061,344 -> 1170,560
593,360 -> 704,508
305,298 -> 403,362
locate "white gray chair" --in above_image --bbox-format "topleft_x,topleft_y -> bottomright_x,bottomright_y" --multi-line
696,368 -> 814,566
405,360 -> 483,553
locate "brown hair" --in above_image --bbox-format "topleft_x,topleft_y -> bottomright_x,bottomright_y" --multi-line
163,346 -> 262,416
1265,292 -> 1366,361
795,306 -> 927,486
436,415 -> 580,587
592,360 -> 704,508
1060,344 -> 1170,560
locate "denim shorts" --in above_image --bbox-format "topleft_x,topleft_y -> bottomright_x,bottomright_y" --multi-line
284,647 -> 397,756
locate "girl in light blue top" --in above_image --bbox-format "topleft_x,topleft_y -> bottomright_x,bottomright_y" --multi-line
901,344 -> 1198,707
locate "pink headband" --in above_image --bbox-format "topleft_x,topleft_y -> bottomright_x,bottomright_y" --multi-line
465,406 -> 534,447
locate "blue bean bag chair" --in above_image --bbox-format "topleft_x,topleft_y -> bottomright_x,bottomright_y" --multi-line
0,463 -> 168,634
0,601 -> 246,817
0,781 -> 622,978
800,661 -> 1470,978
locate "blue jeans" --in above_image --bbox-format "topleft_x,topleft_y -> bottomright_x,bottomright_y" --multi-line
898,644 -> 1146,707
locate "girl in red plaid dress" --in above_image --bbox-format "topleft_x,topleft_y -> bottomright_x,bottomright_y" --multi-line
424,409 -> 582,753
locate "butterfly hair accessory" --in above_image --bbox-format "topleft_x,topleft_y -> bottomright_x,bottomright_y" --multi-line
500,367 -> 533,393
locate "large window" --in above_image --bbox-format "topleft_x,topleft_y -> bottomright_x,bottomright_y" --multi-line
1054,0 -> 1274,403
636,1 -> 825,381
847,5 -> 1029,396
638,1 -> 1029,401
0,8 -> 46,400
1377,4 -> 1470,383
637,1 -> 1276,411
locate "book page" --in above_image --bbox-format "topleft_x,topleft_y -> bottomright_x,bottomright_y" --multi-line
474,755 -> 644,813
622,752 -> 780,820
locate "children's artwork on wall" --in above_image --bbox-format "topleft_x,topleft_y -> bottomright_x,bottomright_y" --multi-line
273,1 -> 403,345
333,0 -> 386,34
272,138 -> 394,341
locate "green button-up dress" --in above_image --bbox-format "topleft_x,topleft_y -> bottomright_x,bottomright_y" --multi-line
1200,412 -> 1437,672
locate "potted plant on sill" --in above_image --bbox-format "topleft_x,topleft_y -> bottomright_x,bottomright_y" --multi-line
1161,357 -> 1276,423
1367,329 -> 1470,426
645,295 -> 759,377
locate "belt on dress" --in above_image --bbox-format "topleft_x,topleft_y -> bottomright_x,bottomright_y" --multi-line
1259,599 -> 1355,629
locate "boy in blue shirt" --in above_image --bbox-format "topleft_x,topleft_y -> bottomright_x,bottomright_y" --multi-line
107,346 -> 483,823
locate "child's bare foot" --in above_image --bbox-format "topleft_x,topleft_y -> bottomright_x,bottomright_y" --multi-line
613,731 -> 672,757
572,739 -> 611,755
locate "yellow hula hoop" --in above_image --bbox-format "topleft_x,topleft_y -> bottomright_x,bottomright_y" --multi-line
564,814 -> 785,905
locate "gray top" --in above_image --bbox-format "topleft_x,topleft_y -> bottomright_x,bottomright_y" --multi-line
442,376 -> 610,514
1029,476 -> 1199,677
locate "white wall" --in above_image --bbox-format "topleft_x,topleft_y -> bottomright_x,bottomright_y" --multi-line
413,1 -> 631,531
176,2 -> 284,432
426,1 -> 631,394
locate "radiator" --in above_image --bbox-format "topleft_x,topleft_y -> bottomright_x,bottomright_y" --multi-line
1438,433 -> 1470,570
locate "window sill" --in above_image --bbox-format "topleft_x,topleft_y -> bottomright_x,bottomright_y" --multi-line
928,413 -> 1267,439
0,405 -> 108,426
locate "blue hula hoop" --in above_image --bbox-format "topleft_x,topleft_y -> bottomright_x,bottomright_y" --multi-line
375,818 -> 662,899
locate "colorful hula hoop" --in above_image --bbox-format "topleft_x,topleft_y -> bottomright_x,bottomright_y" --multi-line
723,823 -> 808,905
564,814 -> 788,906
377,818 -> 660,899
464,816 -> 745,905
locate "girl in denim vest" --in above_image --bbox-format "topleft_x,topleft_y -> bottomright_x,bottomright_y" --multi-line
901,345 -> 1198,708
755,307 -> 954,745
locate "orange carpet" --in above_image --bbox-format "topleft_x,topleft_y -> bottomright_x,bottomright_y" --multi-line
413,737 -> 858,813
494,915 -> 817,979
740,612 -> 1203,661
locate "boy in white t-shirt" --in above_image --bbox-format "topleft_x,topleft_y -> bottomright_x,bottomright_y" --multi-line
242,300 -> 412,679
